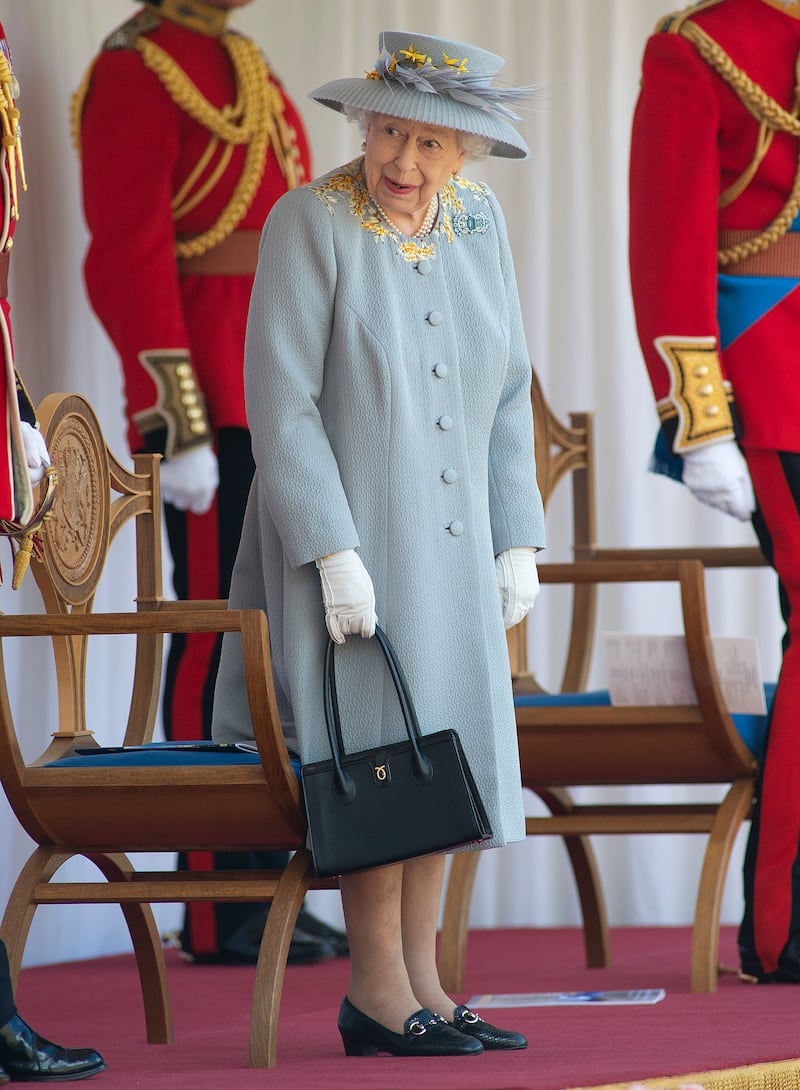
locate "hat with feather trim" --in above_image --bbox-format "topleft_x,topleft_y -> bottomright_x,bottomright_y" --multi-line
309,30 -> 532,160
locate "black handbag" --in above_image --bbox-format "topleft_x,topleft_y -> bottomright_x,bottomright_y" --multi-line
301,626 -> 492,877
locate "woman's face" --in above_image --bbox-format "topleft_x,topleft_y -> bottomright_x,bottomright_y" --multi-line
363,115 -> 466,219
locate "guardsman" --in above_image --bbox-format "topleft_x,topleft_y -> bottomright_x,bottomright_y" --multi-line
629,0 -> 800,981
0,22 -> 104,1082
75,0 -> 343,965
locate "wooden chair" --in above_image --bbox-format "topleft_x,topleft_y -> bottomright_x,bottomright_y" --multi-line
0,393 -> 334,1067
439,370 -> 767,995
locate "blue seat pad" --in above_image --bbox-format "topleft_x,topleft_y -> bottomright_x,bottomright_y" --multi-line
513,684 -> 776,761
44,741 -> 302,778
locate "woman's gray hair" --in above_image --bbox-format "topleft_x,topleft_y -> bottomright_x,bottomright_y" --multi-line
343,105 -> 494,162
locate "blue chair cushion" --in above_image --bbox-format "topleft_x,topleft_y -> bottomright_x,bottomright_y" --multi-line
44,741 -> 303,779
514,684 -> 776,761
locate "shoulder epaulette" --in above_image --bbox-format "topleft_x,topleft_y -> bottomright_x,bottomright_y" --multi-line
654,0 -> 727,34
102,10 -> 161,52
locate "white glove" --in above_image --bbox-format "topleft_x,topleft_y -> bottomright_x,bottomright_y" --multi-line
315,548 -> 377,644
681,441 -> 755,522
495,546 -> 540,629
159,446 -> 219,515
19,421 -> 50,485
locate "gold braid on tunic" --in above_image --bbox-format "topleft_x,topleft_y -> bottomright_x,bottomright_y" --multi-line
0,46 -> 25,220
71,30 -> 305,260
667,13 -> 800,267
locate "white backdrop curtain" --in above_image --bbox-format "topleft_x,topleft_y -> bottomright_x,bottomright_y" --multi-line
0,0 -> 781,967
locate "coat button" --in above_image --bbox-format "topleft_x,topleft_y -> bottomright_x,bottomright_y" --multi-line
437,415 -> 453,431
417,259 -> 432,275
441,468 -> 458,484
427,310 -> 443,325
433,362 -> 448,378
447,520 -> 464,536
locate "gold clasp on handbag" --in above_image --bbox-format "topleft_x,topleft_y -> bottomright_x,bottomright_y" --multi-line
371,759 -> 391,787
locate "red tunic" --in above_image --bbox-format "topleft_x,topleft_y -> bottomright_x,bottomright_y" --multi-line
0,21 -> 34,525
629,0 -> 800,454
78,10 -> 312,454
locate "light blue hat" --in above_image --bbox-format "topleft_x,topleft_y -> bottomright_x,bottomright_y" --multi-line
309,30 -> 531,160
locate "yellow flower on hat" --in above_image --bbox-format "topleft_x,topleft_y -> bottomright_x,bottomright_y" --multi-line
443,53 -> 469,73
400,45 -> 429,66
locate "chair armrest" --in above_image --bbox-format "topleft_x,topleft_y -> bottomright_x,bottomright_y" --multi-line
535,557 -> 755,770
537,557 -> 701,584
0,609 -> 298,811
590,545 -> 766,569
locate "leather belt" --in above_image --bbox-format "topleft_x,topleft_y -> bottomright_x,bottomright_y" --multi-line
0,250 -> 9,300
718,229 -> 800,278
177,229 -> 261,277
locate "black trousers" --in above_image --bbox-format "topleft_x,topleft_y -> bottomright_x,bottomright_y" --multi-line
161,428 -> 289,958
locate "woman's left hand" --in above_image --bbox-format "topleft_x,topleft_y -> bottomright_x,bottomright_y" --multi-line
496,547 -> 539,629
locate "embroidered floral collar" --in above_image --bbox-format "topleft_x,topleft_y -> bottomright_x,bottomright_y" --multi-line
310,158 -> 490,263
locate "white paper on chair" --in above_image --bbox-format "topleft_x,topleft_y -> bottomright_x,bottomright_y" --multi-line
466,989 -> 666,1007
602,633 -> 766,715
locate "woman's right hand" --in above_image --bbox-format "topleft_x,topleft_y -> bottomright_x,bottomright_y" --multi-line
315,549 -> 377,644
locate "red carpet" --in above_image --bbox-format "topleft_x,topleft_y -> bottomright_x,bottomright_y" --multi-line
11,927 -> 800,1089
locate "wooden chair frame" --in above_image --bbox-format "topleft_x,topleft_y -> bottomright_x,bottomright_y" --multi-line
0,393 -> 333,1067
439,372 -> 765,995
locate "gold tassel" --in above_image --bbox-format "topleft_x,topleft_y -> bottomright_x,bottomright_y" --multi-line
11,532 -> 33,589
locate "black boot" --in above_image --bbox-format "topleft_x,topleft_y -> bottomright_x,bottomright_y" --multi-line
220,907 -> 337,965
0,1013 -> 105,1081
295,908 -> 349,956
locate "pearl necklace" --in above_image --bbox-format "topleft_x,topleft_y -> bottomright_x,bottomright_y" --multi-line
373,194 -> 439,238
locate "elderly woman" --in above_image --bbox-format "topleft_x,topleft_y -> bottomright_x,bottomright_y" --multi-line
212,30 -> 545,1058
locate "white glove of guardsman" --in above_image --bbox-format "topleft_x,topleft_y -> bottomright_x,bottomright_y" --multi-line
495,546 -> 540,629
316,548 -> 377,644
19,421 -> 50,485
159,445 -> 219,515
681,440 -> 755,523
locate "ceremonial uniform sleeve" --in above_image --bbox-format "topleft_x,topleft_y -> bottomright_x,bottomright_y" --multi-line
629,30 -> 736,454
80,49 -> 210,457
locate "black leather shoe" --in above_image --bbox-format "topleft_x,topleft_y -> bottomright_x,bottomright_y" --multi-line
449,1005 -> 527,1050
0,1061 -> 9,1086
214,908 -> 337,966
338,997 -> 483,1057
295,908 -> 349,956
0,1013 -> 106,1081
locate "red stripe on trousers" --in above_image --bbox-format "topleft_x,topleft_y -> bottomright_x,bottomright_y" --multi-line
745,448 -> 800,973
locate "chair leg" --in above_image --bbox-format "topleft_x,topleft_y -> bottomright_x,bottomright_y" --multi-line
691,779 -> 753,993
438,852 -> 481,993
88,853 -> 173,1044
0,846 -> 68,988
248,849 -> 313,1068
536,787 -> 610,969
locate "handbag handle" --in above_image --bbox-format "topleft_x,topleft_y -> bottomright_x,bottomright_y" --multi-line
323,626 -> 433,801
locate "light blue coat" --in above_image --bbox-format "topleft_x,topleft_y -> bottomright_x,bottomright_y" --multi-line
212,158 -> 545,849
